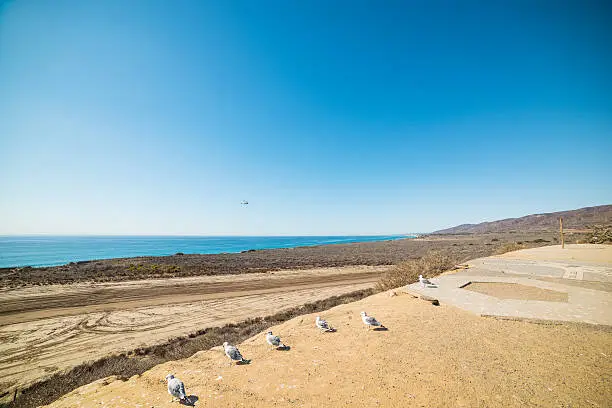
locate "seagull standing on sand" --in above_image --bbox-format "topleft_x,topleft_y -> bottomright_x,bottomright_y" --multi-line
315,316 -> 335,332
165,374 -> 187,403
223,341 -> 250,365
419,274 -> 433,288
266,331 -> 286,349
360,311 -> 385,330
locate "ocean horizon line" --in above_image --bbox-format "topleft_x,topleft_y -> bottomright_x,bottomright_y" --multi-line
0,233 -> 423,237
0,234 -> 418,268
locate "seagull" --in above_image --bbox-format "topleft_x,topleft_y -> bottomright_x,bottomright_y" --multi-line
360,311 -> 385,330
223,341 -> 250,365
315,316 -> 335,332
419,274 -> 433,288
266,331 -> 286,349
165,374 -> 186,403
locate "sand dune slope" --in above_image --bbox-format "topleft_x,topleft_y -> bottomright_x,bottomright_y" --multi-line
44,290 -> 612,408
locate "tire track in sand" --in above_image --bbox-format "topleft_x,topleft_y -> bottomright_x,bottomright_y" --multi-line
0,266 -> 384,393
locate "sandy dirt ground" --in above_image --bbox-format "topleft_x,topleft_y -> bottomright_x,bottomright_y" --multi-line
0,266 -> 385,394
495,244 -> 612,264
462,282 -> 569,302
43,290 -> 612,408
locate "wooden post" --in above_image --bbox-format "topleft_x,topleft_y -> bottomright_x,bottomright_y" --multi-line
559,217 -> 564,249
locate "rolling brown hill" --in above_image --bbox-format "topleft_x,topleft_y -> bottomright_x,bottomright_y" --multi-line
433,204 -> 612,234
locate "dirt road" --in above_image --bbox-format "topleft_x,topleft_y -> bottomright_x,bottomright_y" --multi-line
0,266 -> 385,394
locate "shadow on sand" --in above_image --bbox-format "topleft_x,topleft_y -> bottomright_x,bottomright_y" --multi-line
181,395 -> 199,406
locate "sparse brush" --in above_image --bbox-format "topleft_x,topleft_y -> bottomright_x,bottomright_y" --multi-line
376,251 -> 459,291
583,226 -> 612,244
494,242 -> 527,255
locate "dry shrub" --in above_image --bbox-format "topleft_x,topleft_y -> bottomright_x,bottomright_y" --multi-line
495,242 -> 527,255
376,251 -> 458,291
585,226 -> 612,244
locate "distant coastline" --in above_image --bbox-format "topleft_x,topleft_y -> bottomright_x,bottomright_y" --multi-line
0,234 -> 415,268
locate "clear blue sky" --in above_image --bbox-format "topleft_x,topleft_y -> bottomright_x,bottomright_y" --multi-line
1,0 -> 610,235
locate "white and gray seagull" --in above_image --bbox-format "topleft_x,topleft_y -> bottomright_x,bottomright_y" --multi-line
266,331 -> 286,349
419,274 -> 433,288
165,374 -> 187,403
315,316 -> 335,332
360,311 -> 385,330
223,341 -> 250,365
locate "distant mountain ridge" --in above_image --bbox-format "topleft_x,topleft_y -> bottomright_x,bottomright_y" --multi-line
433,205 -> 612,234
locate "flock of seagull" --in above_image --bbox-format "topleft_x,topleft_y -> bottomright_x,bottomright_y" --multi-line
166,275 -> 438,403
165,309 -> 388,404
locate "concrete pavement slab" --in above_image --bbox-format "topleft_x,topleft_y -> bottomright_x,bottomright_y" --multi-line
405,245 -> 612,325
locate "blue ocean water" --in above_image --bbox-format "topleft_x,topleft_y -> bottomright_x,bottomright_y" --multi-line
0,235 -> 412,268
